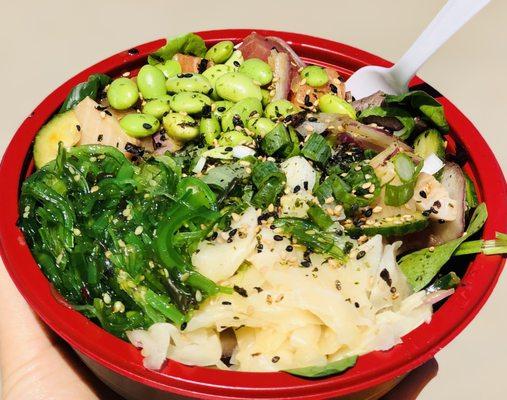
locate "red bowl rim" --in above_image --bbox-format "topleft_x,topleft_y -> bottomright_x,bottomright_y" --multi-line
0,29 -> 506,399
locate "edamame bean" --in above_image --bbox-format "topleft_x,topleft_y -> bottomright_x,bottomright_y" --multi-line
224,50 -> 244,69
218,130 -> 253,147
261,88 -> 271,107
212,100 -> 234,121
205,41 -> 234,64
202,64 -> 234,100
142,95 -> 172,119
166,73 -> 212,95
264,99 -> 301,120
162,113 -> 199,142
300,65 -> 329,87
155,60 -> 182,78
246,117 -> 276,137
119,113 -> 160,138
107,78 -> 139,110
238,58 -> 273,86
170,92 -> 211,114
200,116 -> 221,145
318,94 -> 356,119
215,72 -> 262,102
221,97 -> 262,131
137,65 -> 167,99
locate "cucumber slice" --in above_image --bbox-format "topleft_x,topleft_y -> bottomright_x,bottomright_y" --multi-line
413,129 -> 445,159
33,111 -> 81,168
343,211 -> 429,237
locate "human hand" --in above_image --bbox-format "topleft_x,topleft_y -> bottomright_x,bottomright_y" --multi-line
0,263 -> 121,400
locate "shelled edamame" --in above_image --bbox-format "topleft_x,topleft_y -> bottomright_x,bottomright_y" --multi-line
102,37 -> 356,144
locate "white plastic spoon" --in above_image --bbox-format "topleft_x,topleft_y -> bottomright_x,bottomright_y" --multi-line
346,0 -> 491,99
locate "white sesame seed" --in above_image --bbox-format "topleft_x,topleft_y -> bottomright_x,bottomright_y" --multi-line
195,290 -> 203,302
73,228 -> 81,236
135,226 -> 143,235
113,301 -> 125,313
90,185 -> 99,193
103,293 -> 111,304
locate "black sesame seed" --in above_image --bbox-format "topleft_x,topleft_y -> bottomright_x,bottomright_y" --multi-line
210,231 -> 218,240
304,95 -> 312,107
354,302 -> 360,308
335,280 -> 342,290
256,243 -> 264,253
222,301 -> 232,305
433,200 -> 442,208
307,116 -> 317,122
271,356 -> 280,363
419,190 -> 427,198
344,242 -> 353,254
363,208 -> 373,217
143,123 -> 152,130
285,245 -> 293,252
198,58 -> 209,74
233,285 -> 248,297
233,60 -> 240,67
301,260 -> 311,268
127,48 -> 139,55
380,268 -> 392,287
356,250 -> 366,260
180,322 -> 187,330
97,134 -> 103,142
422,210 -> 431,217
227,238 -> 233,243
270,224 -> 276,230
104,110 -> 112,116
390,287 -> 397,293
273,235 -> 283,241
303,250 -> 311,258
293,185 -> 301,193
217,106 -> 226,112
183,73 -> 193,78
330,84 -> 338,93
76,124 -> 81,131
225,146 -> 233,151
253,286 -> 263,293
438,219 -> 446,224
303,181 -> 309,190
229,228 -> 238,237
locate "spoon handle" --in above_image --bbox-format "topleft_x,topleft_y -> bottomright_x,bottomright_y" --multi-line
390,0 -> 490,88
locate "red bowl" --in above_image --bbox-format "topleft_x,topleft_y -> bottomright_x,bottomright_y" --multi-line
0,29 -> 506,400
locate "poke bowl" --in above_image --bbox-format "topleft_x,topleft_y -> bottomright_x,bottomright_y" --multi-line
0,29 -> 505,400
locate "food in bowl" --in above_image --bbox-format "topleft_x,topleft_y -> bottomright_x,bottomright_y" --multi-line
18,31 -> 506,377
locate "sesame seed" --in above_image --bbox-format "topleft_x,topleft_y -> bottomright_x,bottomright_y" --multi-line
135,226 -> 143,235
103,293 -> 111,304
113,301 -> 125,313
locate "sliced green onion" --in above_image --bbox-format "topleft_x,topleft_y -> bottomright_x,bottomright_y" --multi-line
465,174 -> 479,210
261,123 -> 291,156
251,161 -> 285,188
426,272 -> 461,292
392,153 -> 415,182
274,218 -> 345,261
301,133 -> 331,164
307,203 -> 333,230
385,161 -> 423,206
454,232 -> 507,256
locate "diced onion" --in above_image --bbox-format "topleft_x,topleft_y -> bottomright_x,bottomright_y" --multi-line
421,153 -> 444,175
232,145 -> 256,159
192,156 -> 206,173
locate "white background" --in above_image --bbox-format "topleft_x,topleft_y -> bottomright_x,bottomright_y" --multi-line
0,1 -> 506,398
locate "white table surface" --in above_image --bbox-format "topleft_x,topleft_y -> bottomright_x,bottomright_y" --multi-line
0,1 -> 505,399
